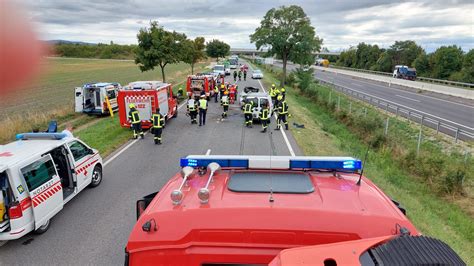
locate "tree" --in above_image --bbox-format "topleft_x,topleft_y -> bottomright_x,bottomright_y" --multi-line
412,52 -> 430,76
205,39 -> 230,62
459,49 -> 474,83
250,5 -> 322,85
337,48 -> 356,67
430,45 -> 463,79
374,51 -> 392,72
135,21 -> 187,82
183,37 -> 206,74
389,40 -> 423,66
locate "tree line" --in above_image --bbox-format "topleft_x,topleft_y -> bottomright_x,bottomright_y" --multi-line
54,42 -> 137,59
335,41 -> 473,83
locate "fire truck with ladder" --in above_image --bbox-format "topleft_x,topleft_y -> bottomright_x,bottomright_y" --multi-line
118,81 -> 178,129
125,155 -> 465,265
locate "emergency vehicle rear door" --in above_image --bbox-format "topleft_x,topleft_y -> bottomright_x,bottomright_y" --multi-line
157,89 -> 169,117
75,87 -> 84,113
20,154 -> 63,230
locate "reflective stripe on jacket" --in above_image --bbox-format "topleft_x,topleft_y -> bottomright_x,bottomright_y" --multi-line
152,114 -> 164,128
244,103 -> 253,114
260,108 -> 269,120
187,99 -> 196,111
129,109 -> 140,124
278,101 -> 288,114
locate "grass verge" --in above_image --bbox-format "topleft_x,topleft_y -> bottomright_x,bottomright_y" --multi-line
247,59 -> 473,264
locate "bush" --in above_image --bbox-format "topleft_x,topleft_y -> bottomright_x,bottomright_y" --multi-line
442,166 -> 466,195
295,68 -> 314,92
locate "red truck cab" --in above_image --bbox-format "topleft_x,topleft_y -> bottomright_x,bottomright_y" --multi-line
125,155 -> 419,265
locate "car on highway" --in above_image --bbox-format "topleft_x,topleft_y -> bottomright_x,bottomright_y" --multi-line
224,66 -> 231,75
0,132 -> 103,240
125,155 -> 420,265
251,69 -> 264,79
212,64 -> 225,77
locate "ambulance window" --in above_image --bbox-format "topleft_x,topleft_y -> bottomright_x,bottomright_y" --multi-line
21,159 -> 56,191
107,89 -> 116,99
68,141 -> 90,161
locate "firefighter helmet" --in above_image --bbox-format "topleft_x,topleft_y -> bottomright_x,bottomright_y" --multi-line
277,95 -> 283,101
129,103 -> 136,109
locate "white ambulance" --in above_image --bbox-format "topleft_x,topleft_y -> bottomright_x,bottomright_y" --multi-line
0,132 -> 103,240
75,82 -> 121,115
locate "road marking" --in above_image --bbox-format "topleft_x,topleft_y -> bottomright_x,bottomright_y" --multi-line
247,61 -> 296,156
352,83 -> 363,87
104,100 -> 189,166
396,94 -> 420,102
104,138 -> 141,166
318,77 -> 473,131
319,69 -> 474,109
206,149 -> 211,155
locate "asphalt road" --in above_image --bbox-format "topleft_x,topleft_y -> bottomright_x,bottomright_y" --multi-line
0,61 -> 301,265
273,61 -> 474,140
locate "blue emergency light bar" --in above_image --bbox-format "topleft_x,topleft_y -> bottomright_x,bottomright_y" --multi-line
16,132 -> 67,140
180,155 -> 362,171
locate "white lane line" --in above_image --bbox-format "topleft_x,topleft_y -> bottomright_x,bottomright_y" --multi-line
396,94 -> 420,102
104,99 -> 189,166
206,149 -> 211,155
352,83 -> 363,87
247,61 -> 296,157
318,77 -> 474,131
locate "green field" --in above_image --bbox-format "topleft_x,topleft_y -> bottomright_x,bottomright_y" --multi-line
0,58 -> 209,144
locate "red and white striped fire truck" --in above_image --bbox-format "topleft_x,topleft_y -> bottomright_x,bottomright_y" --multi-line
117,81 -> 178,129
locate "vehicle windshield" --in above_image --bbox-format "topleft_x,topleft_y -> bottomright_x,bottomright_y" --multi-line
214,66 -> 224,71
247,97 -> 259,107
254,70 -> 261,73
228,172 -> 314,194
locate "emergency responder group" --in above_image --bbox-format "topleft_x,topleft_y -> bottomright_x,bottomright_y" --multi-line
127,72 -> 290,145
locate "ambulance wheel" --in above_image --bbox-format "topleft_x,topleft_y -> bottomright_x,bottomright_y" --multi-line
35,219 -> 51,234
89,165 -> 103,188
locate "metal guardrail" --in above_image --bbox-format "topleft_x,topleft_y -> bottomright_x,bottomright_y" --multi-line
329,65 -> 474,89
318,79 -> 474,143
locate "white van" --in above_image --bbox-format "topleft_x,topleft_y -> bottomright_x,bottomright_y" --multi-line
212,65 -> 225,77
240,92 -> 273,120
75,82 -> 121,115
0,132 -> 103,240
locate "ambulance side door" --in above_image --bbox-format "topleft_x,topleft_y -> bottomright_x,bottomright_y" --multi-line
20,154 -> 63,230
75,87 -> 84,113
67,140 -> 97,191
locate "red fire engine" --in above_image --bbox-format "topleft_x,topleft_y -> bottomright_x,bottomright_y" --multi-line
118,81 -> 178,129
124,155 -> 449,265
186,74 -> 216,99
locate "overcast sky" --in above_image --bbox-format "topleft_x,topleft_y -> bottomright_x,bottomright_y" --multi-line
20,0 -> 474,52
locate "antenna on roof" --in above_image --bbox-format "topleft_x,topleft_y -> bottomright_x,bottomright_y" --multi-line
356,146 -> 370,186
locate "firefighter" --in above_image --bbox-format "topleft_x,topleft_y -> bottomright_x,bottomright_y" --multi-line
269,84 -> 276,105
221,91 -> 230,118
243,70 -> 247,81
233,70 -> 237,81
273,87 -> 281,106
151,108 -> 164,144
177,87 -> 184,99
243,99 -> 253,128
128,103 -> 144,139
187,96 -> 198,124
238,70 -> 242,81
214,85 -> 219,103
260,102 -> 270,133
275,95 -> 289,130
219,84 -> 226,100
280,87 -> 286,100
198,95 -> 208,126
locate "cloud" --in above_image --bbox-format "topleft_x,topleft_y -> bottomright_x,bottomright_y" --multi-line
20,0 -> 473,52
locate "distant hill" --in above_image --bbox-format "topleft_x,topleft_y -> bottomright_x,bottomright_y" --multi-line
46,40 -> 97,46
